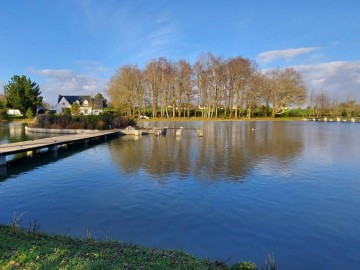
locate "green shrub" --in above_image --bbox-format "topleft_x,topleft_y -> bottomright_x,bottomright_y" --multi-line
96,120 -> 106,130
32,114 -> 137,129
0,109 -> 9,120
232,261 -> 257,270
63,108 -> 71,115
26,108 -> 34,119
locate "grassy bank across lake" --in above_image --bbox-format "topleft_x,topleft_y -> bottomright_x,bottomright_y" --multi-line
0,225 -> 257,270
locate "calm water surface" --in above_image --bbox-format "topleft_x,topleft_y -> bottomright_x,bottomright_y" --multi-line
0,121 -> 359,270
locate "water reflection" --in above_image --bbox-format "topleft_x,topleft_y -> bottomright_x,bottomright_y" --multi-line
0,123 -> 58,144
0,121 -> 306,182
0,140 -> 105,182
109,121 -> 304,181
0,121 -> 359,270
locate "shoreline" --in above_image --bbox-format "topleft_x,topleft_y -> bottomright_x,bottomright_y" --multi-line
139,116 -> 306,122
0,224 -> 256,269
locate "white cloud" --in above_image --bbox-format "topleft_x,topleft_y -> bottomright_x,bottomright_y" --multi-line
137,26 -> 176,60
75,61 -> 111,78
135,13 -> 178,62
258,47 -> 320,63
293,61 -> 360,101
31,69 -> 106,104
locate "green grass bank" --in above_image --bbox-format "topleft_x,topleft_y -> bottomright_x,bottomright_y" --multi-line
0,225 -> 259,270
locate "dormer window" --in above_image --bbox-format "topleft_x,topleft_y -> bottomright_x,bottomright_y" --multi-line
84,100 -> 89,106
76,100 -> 80,105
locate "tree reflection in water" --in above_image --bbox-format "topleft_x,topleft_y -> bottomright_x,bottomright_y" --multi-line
109,121 -> 304,182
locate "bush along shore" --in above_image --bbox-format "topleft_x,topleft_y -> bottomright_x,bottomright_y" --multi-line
0,224 -> 263,270
30,114 -> 137,130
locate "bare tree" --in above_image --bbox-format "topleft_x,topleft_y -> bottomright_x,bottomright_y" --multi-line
314,91 -> 330,117
107,55 -> 313,120
210,54 -> 226,118
144,59 -> 162,117
245,72 -> 263,118
225,57 -> 255,118
257,73 -> 272,117
194,55 -> 212,118
176,60 -> 193,117
107,65 -> 141,116
342,98 -> 357,117
158,58 -> 173,118
328,98 -> 342,117
266,68 -> 307,117
133,68 -> 145,115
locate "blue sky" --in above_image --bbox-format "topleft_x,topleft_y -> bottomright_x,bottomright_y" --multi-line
0,0 -> 359,104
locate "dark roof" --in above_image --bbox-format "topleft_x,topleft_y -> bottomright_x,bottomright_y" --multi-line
58,95 -> 91,104
58,95 -> 104,109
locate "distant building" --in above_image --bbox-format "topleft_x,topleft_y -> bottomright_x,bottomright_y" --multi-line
7,109 -> 22,116
55,95 -> 104,115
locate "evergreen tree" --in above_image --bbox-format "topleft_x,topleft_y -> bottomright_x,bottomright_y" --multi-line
4,75 -> 43,116
26,108 -> 35,118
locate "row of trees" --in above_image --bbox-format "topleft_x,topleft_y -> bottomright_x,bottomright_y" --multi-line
309,91 -> 360,117
2,66 -> 358,120
107,53 -> 308,118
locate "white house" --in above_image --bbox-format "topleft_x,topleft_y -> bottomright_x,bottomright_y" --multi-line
55,95 -> 104,115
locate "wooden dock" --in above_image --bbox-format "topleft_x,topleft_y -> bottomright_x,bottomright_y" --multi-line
0,129 -> 122,166
0,125 -> 203,166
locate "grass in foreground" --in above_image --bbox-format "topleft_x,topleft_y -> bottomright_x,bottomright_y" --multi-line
0,225 -> 257,270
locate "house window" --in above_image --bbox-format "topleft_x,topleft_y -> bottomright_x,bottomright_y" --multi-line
62,102 -> 66,105
84,109 -> 88,115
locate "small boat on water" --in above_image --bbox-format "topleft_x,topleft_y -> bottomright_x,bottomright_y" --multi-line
121,126 -> 167,136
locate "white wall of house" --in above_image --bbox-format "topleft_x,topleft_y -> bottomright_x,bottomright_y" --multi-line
79,107 -> 103,115
56,97 -> 71,114
7,109 -> 22,116
55,97 -> 103,115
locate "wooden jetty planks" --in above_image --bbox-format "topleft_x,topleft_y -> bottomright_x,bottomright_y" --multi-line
0,129 -> 121,156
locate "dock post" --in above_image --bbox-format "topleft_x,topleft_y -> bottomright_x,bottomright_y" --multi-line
176,127 -> 183,137
0,165 -> 6,176
324,117 -> 328,122
195,129 -> 203,137
48,145 -> 57,152
337,117 -> 341,122
351,118 -> 355,123
161,127 -> 168,136
0,155 -> 6,166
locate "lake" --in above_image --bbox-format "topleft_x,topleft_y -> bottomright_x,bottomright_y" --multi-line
0,121 -> 359,269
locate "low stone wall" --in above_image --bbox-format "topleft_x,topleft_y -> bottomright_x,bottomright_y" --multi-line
25,126 -> 101,134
